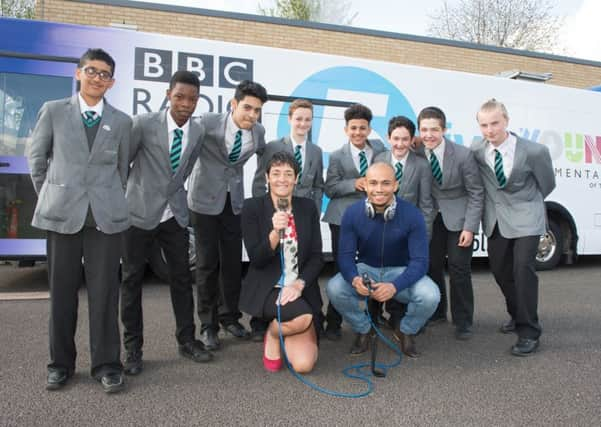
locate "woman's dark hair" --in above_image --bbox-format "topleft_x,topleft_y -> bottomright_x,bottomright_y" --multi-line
266,150 -> 299,177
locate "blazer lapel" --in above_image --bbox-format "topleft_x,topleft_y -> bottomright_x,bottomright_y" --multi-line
400,152 -> 417,193
68,95 -> 90,156
507,138 -> 527,185
441,139 -> 454,188
217,113 -> 230,160
341,144 -> 360,177
178,117 -> 200,172
89,99 -> 117,157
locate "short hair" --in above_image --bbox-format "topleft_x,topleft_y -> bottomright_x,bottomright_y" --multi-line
344,104 -> 372,124
78,48 -> 116,75
169,70 -> 200,91
388,116 -> 416,138
266,150 -> 299,177
417,106 -> 446,129
478,98 -> 509,120
288,99 -> 313,117
234,80 -> 268,104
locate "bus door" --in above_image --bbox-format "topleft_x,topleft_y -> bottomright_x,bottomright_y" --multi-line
0,54 -> 76,259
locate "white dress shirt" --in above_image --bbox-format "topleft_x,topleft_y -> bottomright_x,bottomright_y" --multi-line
161,109 -> 190,223
349,142 -> 373,173
486,132 -> 516,179
425,138 -> 445,173
225,114 -> 253,159
78,93 -> 104,118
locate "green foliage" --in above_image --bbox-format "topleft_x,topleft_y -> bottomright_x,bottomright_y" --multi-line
1,0 -> 35,19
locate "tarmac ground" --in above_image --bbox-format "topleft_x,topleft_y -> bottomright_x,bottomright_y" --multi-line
0,258 -> 600,426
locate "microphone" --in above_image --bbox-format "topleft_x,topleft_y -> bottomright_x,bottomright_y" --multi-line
277,198 -> 289,240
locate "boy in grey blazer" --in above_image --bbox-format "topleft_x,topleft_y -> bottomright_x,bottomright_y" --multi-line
250,99 -> 324,340
473,99 -> 555,356
417,106 -> 484,341
28,49 -> 131,393
374,116 -> 434,330
187,80 -> 267,351
322,104 -> 387,339
120,71 -> 212,376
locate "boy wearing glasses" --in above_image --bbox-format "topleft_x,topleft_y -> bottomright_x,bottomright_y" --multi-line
28,49 -> 131,393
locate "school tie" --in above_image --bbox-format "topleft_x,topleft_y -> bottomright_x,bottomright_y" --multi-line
294,145 -> 303,180
229,130 -> 242,163
430,152 -> 443,185
358,150 -> 368,177
395,162 -> 403,184
494,149 -> 507,187
170,128 -> 183,173
82,110 -> 101,128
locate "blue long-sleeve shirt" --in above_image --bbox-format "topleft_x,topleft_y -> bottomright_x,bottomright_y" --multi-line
337,197 -> 429,292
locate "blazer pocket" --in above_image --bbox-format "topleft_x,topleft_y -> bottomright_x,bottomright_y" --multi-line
38,183 -> 69,221
96,150 -> 118,164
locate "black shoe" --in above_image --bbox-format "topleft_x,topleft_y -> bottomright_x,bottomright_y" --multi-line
179,339 -> 213,363
123,350 -> 143,376
201,329 -> 221,351
511,338 -> 539,357
350,332 -> 370,355
455,326 -> 473,341
324,326 -> 342,341
46,368 -> 72,391
100,372 -> 125,394
250,329 -> 266,343
223,322 -> 250,339
499,319 -> 516,334
393,328 -> 420,358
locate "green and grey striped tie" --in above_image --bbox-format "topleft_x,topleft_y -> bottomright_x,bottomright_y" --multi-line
294,144 -> 303,180
359,151 -> 368,177
229,130 -> 242,163
395,161 -> 403,184
82,110 -> 100,128
170,128 -> 183,173
430,152 -> 442,185
494,149 -> 507,187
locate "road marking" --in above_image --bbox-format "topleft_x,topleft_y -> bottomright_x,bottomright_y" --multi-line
0,291 -> 49,301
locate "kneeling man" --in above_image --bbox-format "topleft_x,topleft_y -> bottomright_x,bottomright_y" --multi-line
326,162 -> 439,357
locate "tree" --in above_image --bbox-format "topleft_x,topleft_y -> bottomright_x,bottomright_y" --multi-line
258,0 -> 357,25
0,0 -> 35,18
427,0 -> 563,52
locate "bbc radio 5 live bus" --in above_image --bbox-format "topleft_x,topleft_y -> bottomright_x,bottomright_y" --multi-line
1,17 -> 600,272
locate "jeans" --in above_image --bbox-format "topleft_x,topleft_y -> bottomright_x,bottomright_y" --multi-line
326,263 -> 440,335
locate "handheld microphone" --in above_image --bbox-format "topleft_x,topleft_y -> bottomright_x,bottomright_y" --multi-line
362,272 -> 373,293
277,198 -> 289,240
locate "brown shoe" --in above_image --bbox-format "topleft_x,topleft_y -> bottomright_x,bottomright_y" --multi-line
393,329 -> 420,358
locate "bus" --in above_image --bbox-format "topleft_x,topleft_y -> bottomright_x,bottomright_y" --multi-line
1,17 -> 601,273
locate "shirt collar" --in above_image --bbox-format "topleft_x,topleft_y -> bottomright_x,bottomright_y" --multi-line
487,132 -> 515,155
166,108 -> 190,134
428,138 -> 445,158
289,133 -> 307,147
78,93 -> 104,117
349,141 -> 371,155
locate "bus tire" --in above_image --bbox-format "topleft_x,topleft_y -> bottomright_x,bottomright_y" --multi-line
535,219 -> 562,271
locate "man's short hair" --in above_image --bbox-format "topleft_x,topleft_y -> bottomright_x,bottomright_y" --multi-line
478,98 -> 509,120
289,99 -> 313,117
388,116 -> 416,138
417,106 -> 446,129
169,70 -> 201,91
234,80 -> 268,104
78,48 -> 116,75
266,150 -> 299,177
344,104 -> 372,124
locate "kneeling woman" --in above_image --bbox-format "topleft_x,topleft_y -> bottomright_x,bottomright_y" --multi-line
240,151 -> 324,373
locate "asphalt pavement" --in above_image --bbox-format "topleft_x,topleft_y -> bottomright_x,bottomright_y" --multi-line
1,259 -> 600,426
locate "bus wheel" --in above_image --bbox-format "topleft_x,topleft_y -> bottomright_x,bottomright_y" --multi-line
536,219 -> 562,271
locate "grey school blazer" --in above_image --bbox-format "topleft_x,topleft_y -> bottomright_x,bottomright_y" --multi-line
187,112 -> 265,216
125,110 -> 204,230
251,136 -> 324,212
419,138 -> 484,233
322,139 -> 387,226
471,133 -> 556,238
374,150 -> 435,237
28,95 -> 131,234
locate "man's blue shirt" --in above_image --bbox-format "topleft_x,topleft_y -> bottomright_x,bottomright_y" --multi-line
337,197 -> 429,292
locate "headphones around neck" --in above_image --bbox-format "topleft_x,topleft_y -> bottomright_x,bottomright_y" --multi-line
364,197 -> 397,222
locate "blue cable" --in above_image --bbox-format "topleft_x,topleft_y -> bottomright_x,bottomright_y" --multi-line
274,244 -> 403,398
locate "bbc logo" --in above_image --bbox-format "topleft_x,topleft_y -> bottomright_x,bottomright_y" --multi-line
134,47 -> 254,88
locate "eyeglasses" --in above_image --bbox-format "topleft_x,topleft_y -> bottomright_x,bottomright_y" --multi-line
81,66 -> 113,82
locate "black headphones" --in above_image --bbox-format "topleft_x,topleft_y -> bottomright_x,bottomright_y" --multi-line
364,197 -> 397,222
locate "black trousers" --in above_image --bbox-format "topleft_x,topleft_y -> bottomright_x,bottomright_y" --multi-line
325,224 -> 343,329
120,218 -> 195,351
428,213 -> 474,328
487,226 -> 541,340
191,194 -> 243,331
47,227 -> 122,379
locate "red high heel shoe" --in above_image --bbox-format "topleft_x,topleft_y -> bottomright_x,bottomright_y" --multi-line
263,334 -> 282,372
